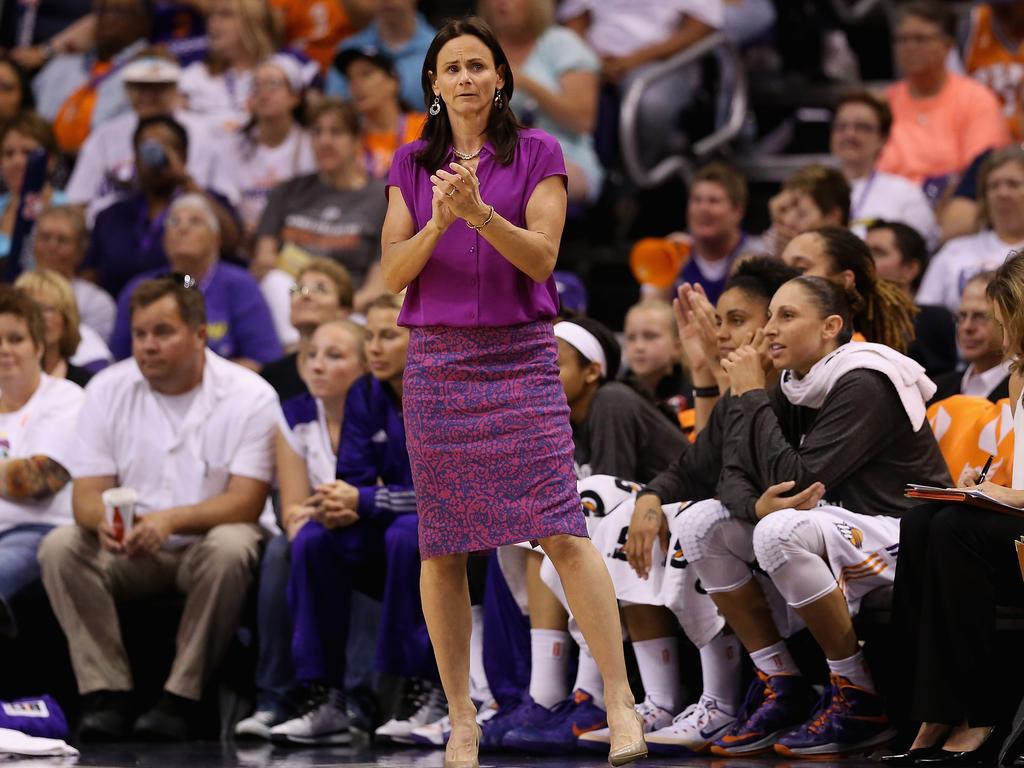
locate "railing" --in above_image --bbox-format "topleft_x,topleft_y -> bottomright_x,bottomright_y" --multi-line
618,32 -> 748,189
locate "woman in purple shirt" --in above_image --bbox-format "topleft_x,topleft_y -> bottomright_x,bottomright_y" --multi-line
381,17 -> 645,768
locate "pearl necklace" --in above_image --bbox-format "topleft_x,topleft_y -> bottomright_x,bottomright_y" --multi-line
452,146 -> 483,161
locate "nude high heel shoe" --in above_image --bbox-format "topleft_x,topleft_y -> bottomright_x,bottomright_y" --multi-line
608,711 -> 648,767
444,723 -> 481,768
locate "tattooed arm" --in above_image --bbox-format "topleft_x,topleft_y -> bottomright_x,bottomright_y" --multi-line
0,456 -> 72,501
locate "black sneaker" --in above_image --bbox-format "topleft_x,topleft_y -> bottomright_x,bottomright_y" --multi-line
77,690 -> 133,742
132,693 -> 198,741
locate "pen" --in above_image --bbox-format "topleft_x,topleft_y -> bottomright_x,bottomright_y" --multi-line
978,455 -> 994,484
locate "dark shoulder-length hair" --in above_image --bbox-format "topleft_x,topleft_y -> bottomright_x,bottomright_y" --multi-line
416,17 -> 522,171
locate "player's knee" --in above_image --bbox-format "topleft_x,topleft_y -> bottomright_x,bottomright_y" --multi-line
676,499 -> 732,562
753,508 -> 821,575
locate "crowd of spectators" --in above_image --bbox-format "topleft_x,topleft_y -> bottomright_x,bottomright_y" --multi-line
4,0 -> 1024,764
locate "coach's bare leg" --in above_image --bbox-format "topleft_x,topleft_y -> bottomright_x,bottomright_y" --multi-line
540,534 -> 643,753
421,552 -> 477,763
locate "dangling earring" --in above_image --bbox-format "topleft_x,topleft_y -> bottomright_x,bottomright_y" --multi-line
494,89 -> 504,111
429,96 -> 441,116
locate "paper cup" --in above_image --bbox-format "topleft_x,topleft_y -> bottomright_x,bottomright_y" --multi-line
102,487 -> 138,543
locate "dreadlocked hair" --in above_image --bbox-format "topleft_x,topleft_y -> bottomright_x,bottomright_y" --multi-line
812,226 -> 918,353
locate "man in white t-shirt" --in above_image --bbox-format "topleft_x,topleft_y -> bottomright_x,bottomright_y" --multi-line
0,289 -> 85,639
64,55 -> 224,224
38,277 -> 278,742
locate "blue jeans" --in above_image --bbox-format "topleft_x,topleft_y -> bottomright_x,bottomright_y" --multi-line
0,524 -> 54,637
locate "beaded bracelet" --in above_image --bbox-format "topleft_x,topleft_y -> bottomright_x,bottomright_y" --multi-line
469,205 -> 494,232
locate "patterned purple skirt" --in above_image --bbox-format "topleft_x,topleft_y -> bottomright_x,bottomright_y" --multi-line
404,321 -> 587,559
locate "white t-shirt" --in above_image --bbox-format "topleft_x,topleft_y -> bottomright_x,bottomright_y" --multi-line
917,230 -> 1024,313
72,278 -> 116,343
0,374 -> 85,533
849,171 -> 940,251
278,394 -> 337,491
260,268 -> 301,350
65,110 -> 226,221
70,349 -> 279,548
214,125 -> 316,232
558,0 -> 723,57
178,63 -> 254,135
70,324 -> 113,369
179,56 -> 319,135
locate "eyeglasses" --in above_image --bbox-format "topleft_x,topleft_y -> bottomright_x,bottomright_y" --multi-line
253,77 -> 289,91
289,283 -> 332,297
170,272 -> 198,289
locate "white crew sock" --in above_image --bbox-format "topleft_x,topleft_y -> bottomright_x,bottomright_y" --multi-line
827,649 -> 875,692
698,631 -> 742,713
749,640 -> 800,677
470,606 -> 493,703
631,637 -> 680,713
529,628 -> 570,707
573,642 -> 605,710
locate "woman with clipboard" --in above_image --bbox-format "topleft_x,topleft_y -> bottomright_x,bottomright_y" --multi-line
888,250 -> 1024,766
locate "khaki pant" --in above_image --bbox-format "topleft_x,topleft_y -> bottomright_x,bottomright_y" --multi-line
38,523 -> 263,700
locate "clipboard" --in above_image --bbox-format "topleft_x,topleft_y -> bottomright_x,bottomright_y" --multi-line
904,483 -> 1024,517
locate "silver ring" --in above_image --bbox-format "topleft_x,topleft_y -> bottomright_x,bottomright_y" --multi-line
447,188 -> 457,197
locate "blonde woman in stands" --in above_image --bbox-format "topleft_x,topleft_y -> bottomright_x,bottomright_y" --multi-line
480,0 -> 603,203
918,146 -> 1024,314
885,251 -> 1024,767
179,0 -> 312,133
15,270 -> 105,387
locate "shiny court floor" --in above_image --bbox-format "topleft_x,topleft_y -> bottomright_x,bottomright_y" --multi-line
1,742 -> 902,768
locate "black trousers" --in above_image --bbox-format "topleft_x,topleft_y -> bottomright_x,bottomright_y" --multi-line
893,503 -> 1024,726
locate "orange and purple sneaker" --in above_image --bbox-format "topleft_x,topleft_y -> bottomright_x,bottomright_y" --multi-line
774,674 -> 897,759
502,689 -> 607,754
710,672 -> 816,756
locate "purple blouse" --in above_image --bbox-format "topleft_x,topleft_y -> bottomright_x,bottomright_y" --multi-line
386,128 -> 567,327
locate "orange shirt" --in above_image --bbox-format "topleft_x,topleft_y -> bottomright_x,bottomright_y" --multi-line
964,4 -> 1024,141
270,0 -> 353,73
877,73 -> 1010,184
362,112 -> 426,179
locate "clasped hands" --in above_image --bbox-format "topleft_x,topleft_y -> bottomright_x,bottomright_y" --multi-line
99,508 -> 177,557
285,480 -> 360,540
429,162 -> 490,233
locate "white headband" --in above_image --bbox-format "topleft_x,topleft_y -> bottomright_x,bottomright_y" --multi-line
553,321 -> 607,377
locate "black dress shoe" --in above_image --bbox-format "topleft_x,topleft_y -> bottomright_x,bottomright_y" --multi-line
131,693 -> 197,741
915,732 -> 998,767
77,690 -> 133,741
879,745 -> 947,765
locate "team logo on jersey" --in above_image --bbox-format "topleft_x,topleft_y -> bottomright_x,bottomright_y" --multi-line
580,490 -> 606,518
834,521 -> 864,548
670,540 -> 688,570
0,437 -> 10,460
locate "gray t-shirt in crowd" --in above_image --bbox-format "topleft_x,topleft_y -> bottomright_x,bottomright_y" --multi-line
258,173 -> 387,287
